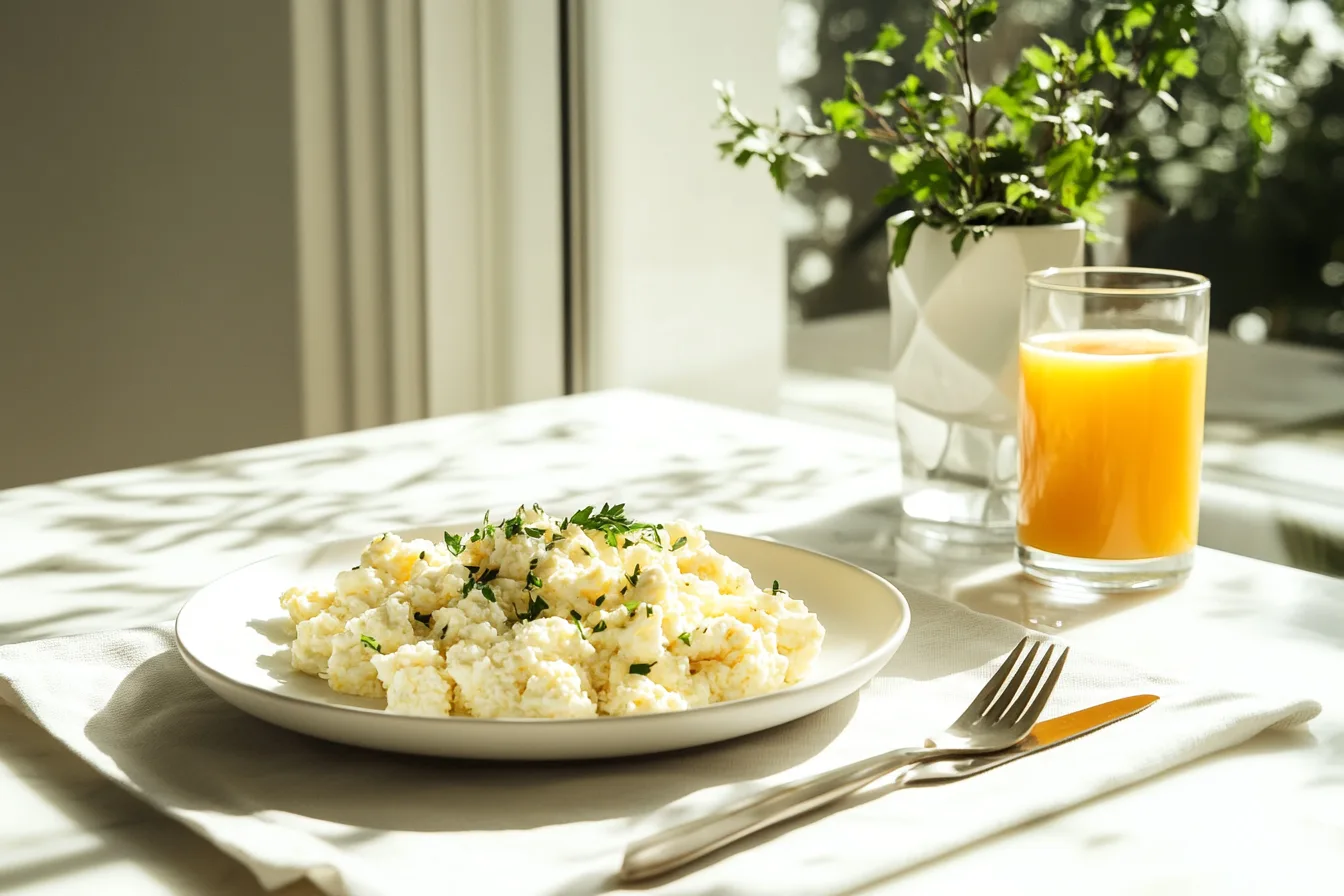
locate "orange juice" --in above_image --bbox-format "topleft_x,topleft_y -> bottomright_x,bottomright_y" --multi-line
1018,329 -> 1207,560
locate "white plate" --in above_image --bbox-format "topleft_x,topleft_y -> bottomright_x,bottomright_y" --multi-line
175,528 -> 909,760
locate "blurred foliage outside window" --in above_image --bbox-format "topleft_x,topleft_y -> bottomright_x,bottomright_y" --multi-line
781,0 -> 1344,349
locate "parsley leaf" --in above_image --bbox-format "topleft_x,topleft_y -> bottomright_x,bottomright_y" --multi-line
646,605 -> 653,617
477,567 -> 499,584
570,610 -> 582,622
772,580 -> 780,594
524,527 -> 545,538
580,546 -> 592,557
519,594 -> 549,622
677,631 -> 693,645
526,571 -> 544,591
623,600 -> 639,614
359,634 -> 382,653
592,620 -> 607,633
623,538 -> 634,548
480,584 -> 496,603
627,564 -> 641,587
595,596 -> 605,607
414,612 -> 433,625
671,536 -> 687,551
444,532 -> 463,555
419,550 -> 426,560
629,662 -> 655,676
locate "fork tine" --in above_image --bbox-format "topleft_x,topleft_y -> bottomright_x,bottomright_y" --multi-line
999,643 -> 1055,725
1010,645 -> 1070,734
982,640 -> 1041,722
953,637 -> 1030,727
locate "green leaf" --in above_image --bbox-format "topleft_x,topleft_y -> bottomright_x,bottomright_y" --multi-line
887,146 -> 923,175
671,536 -> 687,551
623,600 -> 640,614
1248,102 -> 1273,145
629,663 -> 655,676
593,620 -> 607,633
964,202 -> 1010,221
444,532 -> 463,555
414,612 -> 433,625
359,634 -> 382,653
820,98 -> 864,133
888,214 -> 923,269
1123,3 -> 1155,38
480,584 -> 495,603
967,2 -> 997,37
1005,181 -> 1032,205
873,22 -> 905,52
1022,46 -> 1055,74
950,229 -> 969,256
1041,35 -> 1073,62
678,631 -> 693,646
1165,46 -> 1199,80
916,13 -> 955,73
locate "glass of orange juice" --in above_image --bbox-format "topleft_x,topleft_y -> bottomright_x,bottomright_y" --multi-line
1018,267 -> 1210,591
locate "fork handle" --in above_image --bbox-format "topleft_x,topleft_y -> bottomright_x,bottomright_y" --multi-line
620,746 -> 937,882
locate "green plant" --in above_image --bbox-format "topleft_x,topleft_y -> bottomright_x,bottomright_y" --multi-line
715,0 -> 1278,266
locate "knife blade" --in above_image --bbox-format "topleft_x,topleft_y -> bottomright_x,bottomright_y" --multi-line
899,693 -> 1159,786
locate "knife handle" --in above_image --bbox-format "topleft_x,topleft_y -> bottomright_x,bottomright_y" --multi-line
620,746 -> 932,882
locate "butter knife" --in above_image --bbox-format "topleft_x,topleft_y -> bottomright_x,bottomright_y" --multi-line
897,692 -> 1159,786
620,694 -> 1157,882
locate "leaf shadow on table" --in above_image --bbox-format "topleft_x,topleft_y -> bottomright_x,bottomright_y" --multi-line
83,635 -> 857,836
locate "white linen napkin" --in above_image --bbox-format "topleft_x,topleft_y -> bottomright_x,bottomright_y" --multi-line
0,588 -> 1319,896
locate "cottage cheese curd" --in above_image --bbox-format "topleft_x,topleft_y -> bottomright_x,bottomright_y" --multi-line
279,505 -> 825,718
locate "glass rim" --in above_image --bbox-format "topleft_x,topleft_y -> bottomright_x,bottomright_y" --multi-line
1026,266 -> 1210,297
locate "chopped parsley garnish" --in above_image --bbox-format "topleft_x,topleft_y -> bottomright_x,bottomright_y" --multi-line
419,550 -> 426,560
573,617 -> 586,640
595,596 -> 605,607
629,662 -> 655,676
524,527 -> 544,538
461,578 -> 474,597
772,580 -> 780,594
580,546 -> 592,557
626,564 -> 641,587
569,610 -> 583,622
477,567 -> 499,584
526,572 -> 544,591
414,612 -> 433,625
623,538 -> 634,548
623,600 -> 639,614
592,620 -> 607,633
645,605 -> 653,617
359,634 -> 382,653
671,536 -> 687,551
480,584 -> 496,603
443,532 -> 463,555
503,516 -> 523,538
677,631 -> 693,646
529,557 -> 539,569
350,564 -> 360,570
565,503 -> 660,548
520,594 -> 549,622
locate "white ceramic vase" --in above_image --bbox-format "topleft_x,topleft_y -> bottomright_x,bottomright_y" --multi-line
887,212 -> 1085,541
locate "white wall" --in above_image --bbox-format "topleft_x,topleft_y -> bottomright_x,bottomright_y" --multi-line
579,0 -> 786,413
0,0 -> 303,488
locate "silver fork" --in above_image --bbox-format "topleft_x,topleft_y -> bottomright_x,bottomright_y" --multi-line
620,636 -> 1069,882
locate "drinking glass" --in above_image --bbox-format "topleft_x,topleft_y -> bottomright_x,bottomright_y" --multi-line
1017,267 -> 1210,591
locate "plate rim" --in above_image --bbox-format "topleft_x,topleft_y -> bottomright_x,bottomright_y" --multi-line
174,528 -> 911,728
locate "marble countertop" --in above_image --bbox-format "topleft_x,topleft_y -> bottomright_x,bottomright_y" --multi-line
1,390 -> 1341,895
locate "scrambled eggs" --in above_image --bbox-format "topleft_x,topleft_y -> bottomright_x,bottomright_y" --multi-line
279,504 -> 825,718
